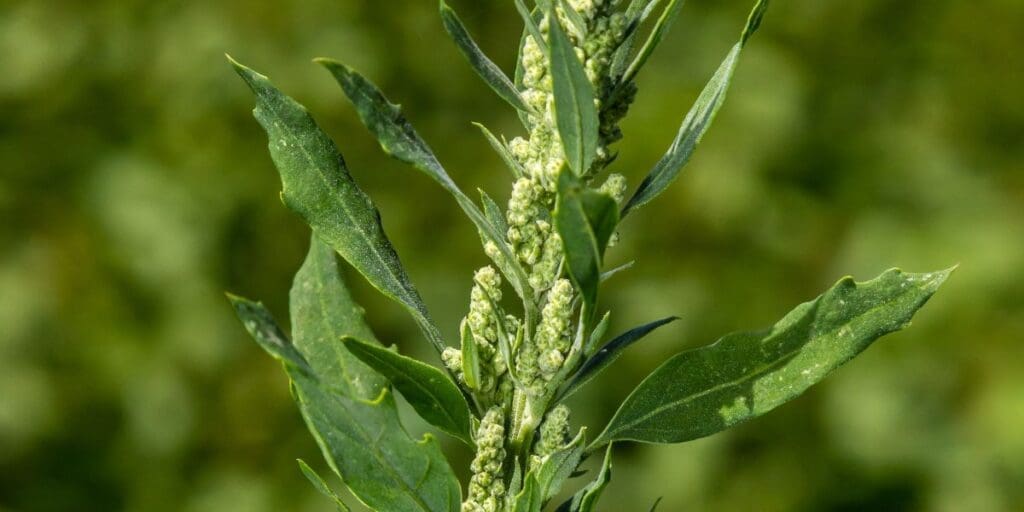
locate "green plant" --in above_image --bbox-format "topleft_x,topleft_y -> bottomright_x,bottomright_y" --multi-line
227,0 -> 951,510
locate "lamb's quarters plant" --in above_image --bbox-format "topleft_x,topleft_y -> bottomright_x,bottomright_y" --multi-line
227,0 -> 952,510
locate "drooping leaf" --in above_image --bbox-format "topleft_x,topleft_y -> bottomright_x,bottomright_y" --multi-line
591,268 -> 953,448
295,377 -> 462,512
547,6 -> 600,176
229,296 -> 461,511
316,59 -> 530,301
621,0 -> 771,217
440,1 -> 533,113
554,171 -> 619,320
560,316 -> 679,401
228,57 -> 446,356
460,319 -> 481,390
227,294 -> 311,374
342,337 -> 474,445
290,235 -> 386,400
556,444 -> 612,512
298,459 -> 351,512
473,122 -> 526,179
617,0 -> 686,87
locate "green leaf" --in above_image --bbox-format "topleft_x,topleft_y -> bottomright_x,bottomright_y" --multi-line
227,293 -> 311,374
514,0 -> 548,53
316,59 -> 530,301
228,57 -> 447,356
591,268 -> 952,448
295,377 -> 462,512
479,188 -> 509,237
585,311 -> 611,356
547,6 -> 600,175
297,459 -> 351,512
560,316 -> 678,401
341,337 -> 474,445
534,428 -> 587,502
511,472 -> 543,512
557,0 -> 589,38
439,1 -> 533,113
554,171 -> 619,320
621,0 -> 771,217
648,497 -> 664,512
556,444 -> 612,512
229,296 -> 461,511
460,319 -> 481,390
610,0 -> 661,78
617,0 -> 686,87
473,122 -> 526,179
290,235 -> 386,400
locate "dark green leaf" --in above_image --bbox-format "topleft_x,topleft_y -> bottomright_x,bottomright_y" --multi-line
342,337 -> 474,445
295,377 -> 462,512
316,59 -> 530,301
556,444 -> 612,512
229,295 -> 461,511
548,7 -> 600,175
560,316 -> 678,401
473,123 -> 526,179
290,235 -> 386,400
554,171 -> 619,320
228,57 -> 446,356
297,459 -> 351,512
592,268 -> 952,448
622,0 -> 770,217
439,1 -> 533,113
227,293 -> 311,374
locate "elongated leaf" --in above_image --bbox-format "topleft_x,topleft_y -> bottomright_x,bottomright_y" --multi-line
511,472 -> 543,512
229,57 -> 446,356
648,497 -> 664,512
558,0 -> 589,37
460,319 -> 481,390
342,337 -> 474,445
559,316 -> 678,401
479,189 -> 509,236
295,377 -> 462,512
228,294 -> 311,373
611,0 -> 662,78
592,268 -> 952,448
473,122 -> 526,179
617,0 -> 686,87
291,235 -> 385,400
316,59 -> 530,300
514,0 -> 547,53
230,297 -> 461,511
556,444 -> 612,512
534,429 -> 586,502
554,171 -> 619,320
298,459 -> 351,512
440,1 -> 533,113
548,7 -> 600,175
621,0 -> 770,217
585,311 -> 611,356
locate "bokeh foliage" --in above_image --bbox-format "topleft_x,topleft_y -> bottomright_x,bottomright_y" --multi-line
1,0 -> 1021,511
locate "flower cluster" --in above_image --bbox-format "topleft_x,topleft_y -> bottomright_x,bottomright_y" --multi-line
463,408 -> 507,512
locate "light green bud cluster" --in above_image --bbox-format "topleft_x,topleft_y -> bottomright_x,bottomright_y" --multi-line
463,408 -> 507,512
535,279 -> 575,377
533,404 -> 572,459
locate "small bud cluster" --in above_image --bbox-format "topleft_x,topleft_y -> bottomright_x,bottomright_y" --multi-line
533,404 -> 572,460
463,408 -> 507,512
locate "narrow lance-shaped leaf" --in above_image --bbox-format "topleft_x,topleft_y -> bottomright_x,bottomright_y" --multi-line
622,0 -> 771,217
473,122 -> 526,179
610,0 -> 663,78
229,296 -> 461,511
591,267 -> 953,449
554,171 -> 619,322
341,337 -> 475,446
559,316 -> 679,401
227,294 -> 311,374
460,319 -> 482,390
228,57 -> 447,356
439,1 -> 534,113
555,444 -> 613,512
291,235 -> 386,400
297,459 -> 351,512
548,6 -> 600,175
316,59 -> 531,302
533,428 -> 586,503
514,0 -> 548,53
616,0 -> 686,87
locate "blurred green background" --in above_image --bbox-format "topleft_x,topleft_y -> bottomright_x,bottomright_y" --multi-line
2,0 -> 1022,510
